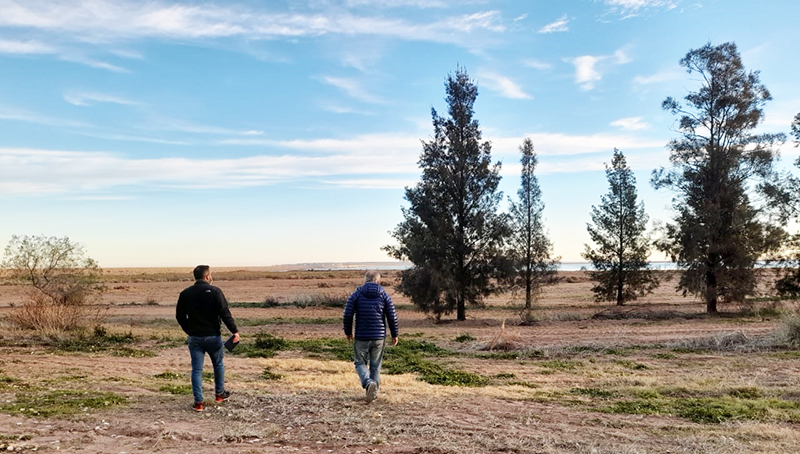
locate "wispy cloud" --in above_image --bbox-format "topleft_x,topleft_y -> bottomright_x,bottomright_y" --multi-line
0,39 -> 55,54
538,15 -> 569,34
142,116 -> 264,136
0,128 -> 668,195
0,1 -> 505,47
522,59 -> 551,70
321,76 -> 384,104
570,55 -> 604,90
569,47 -> 632,90
0,105 -> 93,129
344,0 -> 450,8
479,72 -> 532,99
64,91 -> 139,106
610,116 -> 650,130
514,13 -> 528,22
633,69 -> 681,85
601,0 -> 679,18
58,55 -> 129,73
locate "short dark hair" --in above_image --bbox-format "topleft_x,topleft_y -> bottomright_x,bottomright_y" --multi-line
193,265 -> 210,280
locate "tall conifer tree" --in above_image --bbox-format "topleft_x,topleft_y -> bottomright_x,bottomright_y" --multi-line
385,68 -> 510,321
652,42 -> 785,313
508,138 -> 558,309
583,149 -> 657,305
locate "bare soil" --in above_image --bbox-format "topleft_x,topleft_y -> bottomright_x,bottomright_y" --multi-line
0,269 -> 798,453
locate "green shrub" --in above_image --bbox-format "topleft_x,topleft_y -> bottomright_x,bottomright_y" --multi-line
159,384 -> 192,395
261,367 -> 282,380
454,333 -> 475,343
613,359 -> 650,370
154,372 -> 182,380
570,387 -> 617,399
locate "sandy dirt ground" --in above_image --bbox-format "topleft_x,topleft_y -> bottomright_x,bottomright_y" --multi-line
0,269 -> 798,453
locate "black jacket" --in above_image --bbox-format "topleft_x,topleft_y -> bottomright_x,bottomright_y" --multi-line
176,280 -> 238,337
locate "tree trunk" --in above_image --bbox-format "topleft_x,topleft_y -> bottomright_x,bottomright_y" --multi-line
457,296 -> 466,321
525,270 -> 532,309
705,267 -> 718,314
616,276 -> 624,306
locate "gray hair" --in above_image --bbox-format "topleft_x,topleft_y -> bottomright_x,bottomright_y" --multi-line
365,270 -> 381,283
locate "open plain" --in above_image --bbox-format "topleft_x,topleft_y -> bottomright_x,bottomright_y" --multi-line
0,268 -> 798,453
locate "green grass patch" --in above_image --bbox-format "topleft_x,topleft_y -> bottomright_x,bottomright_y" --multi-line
570,387 -> 617,399
154,371 -> 182,380
261,367 -> 282,380
159,384 -> 192,395
52,327 -> 137,353
613,359 -> 650,370
0,390 -> 126,417
602,395 -> 800,424
454,333 -> 475,343
110,347 -> 157,358
508,381 -> 539,388
728,387 -> 762,399
652,352 -> 677,359
770,350 -> 800,359
539,360 -> 583,371
494,373 -> 515,379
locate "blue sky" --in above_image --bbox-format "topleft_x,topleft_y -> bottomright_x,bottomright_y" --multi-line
1,0 -> 799,267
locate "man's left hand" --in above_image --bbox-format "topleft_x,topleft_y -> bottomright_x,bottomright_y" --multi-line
346,335 -> 353,342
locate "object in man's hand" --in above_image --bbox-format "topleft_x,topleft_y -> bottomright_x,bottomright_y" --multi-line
224,335 -> 239,352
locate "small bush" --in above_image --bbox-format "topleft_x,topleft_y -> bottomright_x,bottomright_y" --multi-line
570,387 -> 617,399
781,313 -> 800,346
154,372 -> 182,380
454,333 -> 475,343
254,333 -> 288,351
159,384 -> 192,395
261,367 -> 282,380
494,373 -> 515,379
613,359 -> 650,370
728,387 -> 762,399
539,360 -> 583,371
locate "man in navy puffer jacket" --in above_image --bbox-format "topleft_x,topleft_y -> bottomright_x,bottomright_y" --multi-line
343,270 -> 399,402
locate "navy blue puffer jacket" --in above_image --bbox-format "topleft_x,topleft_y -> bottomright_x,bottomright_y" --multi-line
343,282 -> 399,341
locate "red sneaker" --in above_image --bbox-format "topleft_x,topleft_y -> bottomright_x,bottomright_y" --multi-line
193,402 -> 204,412
215,391 -> 231,403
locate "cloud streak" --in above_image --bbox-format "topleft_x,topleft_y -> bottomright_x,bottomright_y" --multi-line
479,72 -> 532,99
0,0 -> 505,46
538,15 -> 569,34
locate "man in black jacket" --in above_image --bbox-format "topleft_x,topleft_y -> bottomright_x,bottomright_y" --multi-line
176,265 -> 239,412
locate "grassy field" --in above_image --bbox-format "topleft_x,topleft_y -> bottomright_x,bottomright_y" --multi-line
0,269 -> 798,453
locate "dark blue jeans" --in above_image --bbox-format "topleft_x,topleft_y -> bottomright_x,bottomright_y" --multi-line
187,335 -> 225,403
353,338 -> 385,389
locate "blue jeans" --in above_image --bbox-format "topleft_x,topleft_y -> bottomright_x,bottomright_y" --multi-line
187,335 -> 225,403
353,339 -> 385,389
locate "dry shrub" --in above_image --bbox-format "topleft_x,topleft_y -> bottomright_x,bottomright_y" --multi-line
674,331 -> 751,351
781,313 -> 800,346
8,290 -> 107,334
489,320 -> 521,351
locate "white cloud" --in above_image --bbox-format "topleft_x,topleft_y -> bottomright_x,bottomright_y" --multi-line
570,55 -> 604,90
633,70 -> 681,85
602,0 -> 679,17
344,0 -> 450,8
141,116 -> 264,136
58,54 -> 130,72
569,47 -> 632,90
538,15 -> 569,34
514,13 -> 528,22
0,105 -> 94,129
492,132 -> 663,158
522,59 -> 551,70
0,1 -> 505,46
0,39 -> 55,54
63,91 -> 139,106
610,116 -> 651,130
479,72 -> 532,100
321,76 -> 384,104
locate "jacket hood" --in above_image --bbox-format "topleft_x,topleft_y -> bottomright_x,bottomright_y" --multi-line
361,282 -> 382,298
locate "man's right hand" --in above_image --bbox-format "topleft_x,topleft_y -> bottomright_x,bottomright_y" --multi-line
232,333 -> 240,343
392,337 -> 398,346
346,335 -> 353,342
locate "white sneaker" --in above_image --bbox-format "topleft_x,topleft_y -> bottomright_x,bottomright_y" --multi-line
366,381 -> 377,402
